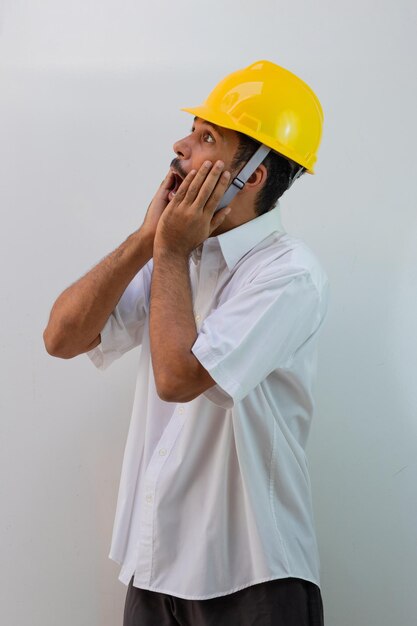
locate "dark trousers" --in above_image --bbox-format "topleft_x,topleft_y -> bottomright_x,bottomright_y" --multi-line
123,576 -> 324,626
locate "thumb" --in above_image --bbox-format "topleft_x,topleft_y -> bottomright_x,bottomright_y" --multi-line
210,206 -> 231,232
158,171 -> 175,194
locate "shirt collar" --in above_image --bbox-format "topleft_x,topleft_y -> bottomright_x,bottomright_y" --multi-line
191,201 -> 286,271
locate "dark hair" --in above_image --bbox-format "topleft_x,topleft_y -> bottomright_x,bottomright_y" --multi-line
230,132 -> 306,216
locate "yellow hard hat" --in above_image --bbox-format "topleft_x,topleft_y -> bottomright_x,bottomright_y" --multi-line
181,60 -> 323,174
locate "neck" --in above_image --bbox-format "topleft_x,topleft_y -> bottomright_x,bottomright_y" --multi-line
210,196 -> 258,237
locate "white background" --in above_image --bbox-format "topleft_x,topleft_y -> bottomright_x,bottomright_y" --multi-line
1,1 -> 416,624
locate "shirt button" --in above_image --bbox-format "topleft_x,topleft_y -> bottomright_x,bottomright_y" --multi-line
145,494 -> 153,503
179,406 -> 184,414
159,448 -> 167,456
195,314 -> 201,322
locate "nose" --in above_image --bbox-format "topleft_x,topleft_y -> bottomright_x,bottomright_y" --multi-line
173,135 -> 191,160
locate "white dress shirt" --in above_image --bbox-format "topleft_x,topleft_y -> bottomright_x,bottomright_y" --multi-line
86,202 -> 330,600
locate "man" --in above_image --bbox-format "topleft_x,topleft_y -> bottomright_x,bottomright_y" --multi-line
44,60 -> 329,625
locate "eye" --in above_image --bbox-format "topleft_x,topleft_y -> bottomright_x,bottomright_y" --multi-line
203,132 -> 215,143
190,126 -> 215,143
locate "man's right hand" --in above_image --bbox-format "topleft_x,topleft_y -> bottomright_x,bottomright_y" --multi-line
141,170 -> 176,251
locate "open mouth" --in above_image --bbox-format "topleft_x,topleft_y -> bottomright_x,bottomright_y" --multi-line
168,171 -> 185,200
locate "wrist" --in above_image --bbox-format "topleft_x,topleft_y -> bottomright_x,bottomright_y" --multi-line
154,242 -> 190,262
134,227 -> 154,258
153,233 -> 191,260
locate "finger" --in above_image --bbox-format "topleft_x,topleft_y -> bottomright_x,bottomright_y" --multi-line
155,171 -> 176,202
170,169 -> 197,204
209,206 -> 232,235
194,160 -> 230,209
152,171 -> 176,205
160,170 -> 175,191
183,160 -> 217,207
201,168 -> 232,215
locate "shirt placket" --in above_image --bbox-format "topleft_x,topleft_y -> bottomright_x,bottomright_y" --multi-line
133,407 -> 187,587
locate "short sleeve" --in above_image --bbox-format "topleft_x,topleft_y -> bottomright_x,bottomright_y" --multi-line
86,259 -> 153,371
191,267 -> 328,404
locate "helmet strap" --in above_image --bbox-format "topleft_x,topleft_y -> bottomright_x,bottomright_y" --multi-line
287,164 -> 305,189
215,144 -> 271,211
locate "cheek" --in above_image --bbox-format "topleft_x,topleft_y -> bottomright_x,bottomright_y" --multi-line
191,149 -> 211,169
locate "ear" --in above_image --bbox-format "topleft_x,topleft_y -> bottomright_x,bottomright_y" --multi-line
245,163 -> 267,190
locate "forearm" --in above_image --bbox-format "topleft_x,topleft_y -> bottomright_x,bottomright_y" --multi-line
44,226 -> 153,358
150,248 -> 198,400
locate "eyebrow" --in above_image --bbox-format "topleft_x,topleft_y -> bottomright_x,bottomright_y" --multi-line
193,116 -> 224,139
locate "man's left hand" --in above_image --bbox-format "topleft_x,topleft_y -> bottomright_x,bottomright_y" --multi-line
153,160 -> 232,257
